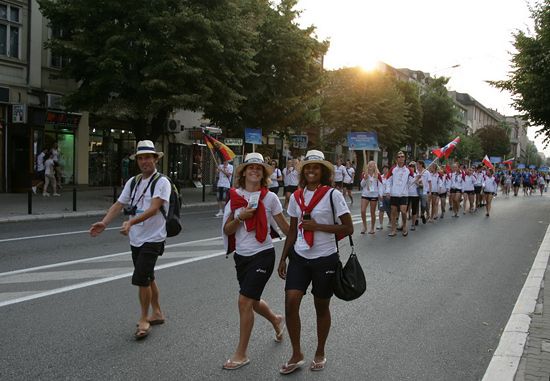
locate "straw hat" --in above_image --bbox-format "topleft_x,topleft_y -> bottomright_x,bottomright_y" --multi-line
130,140 -> 164,160
301,150 -> 334,174
234,152 -> 273,180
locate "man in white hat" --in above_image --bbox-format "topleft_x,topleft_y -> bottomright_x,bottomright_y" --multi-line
89,140 -> 171,340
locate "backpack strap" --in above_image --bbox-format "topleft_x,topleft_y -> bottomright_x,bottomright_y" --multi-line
148,173 -> 167,220
129,174 -> 143,206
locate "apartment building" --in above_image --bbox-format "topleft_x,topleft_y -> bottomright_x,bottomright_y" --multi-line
448,91 -> 501,135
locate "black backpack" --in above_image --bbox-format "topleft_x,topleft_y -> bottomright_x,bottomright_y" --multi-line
130,173 -> 182,237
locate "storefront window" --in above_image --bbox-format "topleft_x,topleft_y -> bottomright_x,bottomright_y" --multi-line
89,127 -> 135,186
44,128 -> 75,185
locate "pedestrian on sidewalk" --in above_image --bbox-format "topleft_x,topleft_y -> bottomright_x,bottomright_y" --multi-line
221,152 -> 289,370
43,152 -> 60,197
215,159 -> 233,217
89,140 -> 169,340
278,150 -> 353,374
32,147 -> 48,194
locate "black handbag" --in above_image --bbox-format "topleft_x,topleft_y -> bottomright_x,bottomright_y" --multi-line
329,190 -> 367,301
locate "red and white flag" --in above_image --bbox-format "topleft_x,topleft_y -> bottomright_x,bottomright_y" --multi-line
502,157 -> 515,165
432,137 -> 460,159
482,155 -> 494,170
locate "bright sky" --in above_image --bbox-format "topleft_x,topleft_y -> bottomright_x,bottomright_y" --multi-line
296,0 -> 549,156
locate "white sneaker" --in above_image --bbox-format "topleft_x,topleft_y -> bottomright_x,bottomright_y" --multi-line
215,211 -> 223,217
32,186 -> 37,194
53,193 -> 61,197
43,192 -> 50,197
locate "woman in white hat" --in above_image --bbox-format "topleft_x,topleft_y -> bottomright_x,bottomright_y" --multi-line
278,150 -> 354,374
221,152 -> 289,370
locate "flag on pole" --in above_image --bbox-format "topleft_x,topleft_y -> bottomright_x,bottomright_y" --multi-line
203,134 -> 236,162
502,157 -> 515,170
482,155 -> 494,170
432,137 -> 461,159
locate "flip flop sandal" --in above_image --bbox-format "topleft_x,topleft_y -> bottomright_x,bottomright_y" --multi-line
402,231 -> 408,237
280,360 -> 305,375
148,319 -> 165,326
274,317 -> 285,343
368,231 -> 375,234
310,358 -> 327,371
388,233 -> 397,237
222,358 -> 250,370
134,326 -> 151,340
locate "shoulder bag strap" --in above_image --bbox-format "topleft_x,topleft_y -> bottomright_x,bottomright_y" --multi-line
329,189 -> 354,251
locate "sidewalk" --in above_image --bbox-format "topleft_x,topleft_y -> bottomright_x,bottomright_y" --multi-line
0,185 -> 219,223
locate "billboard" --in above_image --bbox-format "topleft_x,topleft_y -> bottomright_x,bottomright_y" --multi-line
347,131 -> 379,151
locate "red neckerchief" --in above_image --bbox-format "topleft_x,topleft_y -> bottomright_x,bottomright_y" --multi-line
227,187 -> 269,253
293,185 -> 331,247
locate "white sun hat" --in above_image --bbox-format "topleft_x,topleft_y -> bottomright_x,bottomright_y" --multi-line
234,152 -> 273,182
301,150 -> 334,174
130,140 -> 164,160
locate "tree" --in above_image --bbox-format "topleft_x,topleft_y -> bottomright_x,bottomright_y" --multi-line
419,77 -> 459,148
475,125 -> 511,157
453,133 -> 483,163
38,0 -> 258,142
491,1 -> 550,145
395,80 -> 423,153
524,142 -> 543,167
320,68 -> 409,152
206,0 -> 328,139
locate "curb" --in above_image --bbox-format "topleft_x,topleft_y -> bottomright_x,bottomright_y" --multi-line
0,201 -> 218,224
482,223 -> 550,381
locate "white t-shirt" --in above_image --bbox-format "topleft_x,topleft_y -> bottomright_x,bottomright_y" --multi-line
421,170 -> 431,195
361,174 -> 383,198
223,189 -> 283,256
343,167 -> 355,184
334,165 -> 345,182
36,152 -> 46,171
270,168 -> 282,188
118,172 -> 171,247
44,158 -> 55,176
283,167 -> 299,186
288,188 -> 350,259
217,164 -> 233,188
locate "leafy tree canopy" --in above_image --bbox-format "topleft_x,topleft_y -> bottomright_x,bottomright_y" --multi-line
38,0 -> 258,141
475,125 -> 511,157
491,1 -> 550,145
419,77 -> 459,147
320,68 -> 409,152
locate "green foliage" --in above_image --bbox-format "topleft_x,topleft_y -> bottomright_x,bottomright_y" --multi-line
524,142 -> 543,167
38,0 -> 257,141
419,77 -> 459,147
491,1 -> 550,145
475,125 -> 512,157
320,68 -> 409,152
453,133 -> 483,162
205,0 -> 328,138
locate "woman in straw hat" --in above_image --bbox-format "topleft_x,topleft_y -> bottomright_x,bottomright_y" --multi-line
278,150 -> 354,374
221,152 -> 289,370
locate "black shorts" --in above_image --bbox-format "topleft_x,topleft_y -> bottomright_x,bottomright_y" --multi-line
343,183 -> 353,190
131,241 -> 165,287
217,186 -> 229,202
284,185 -> 298,194
269,186 -> 279,195
234,248 -> 275,301
362,196 -> 379,202
390,196 -> 408,206
408,196 -> 419,215
450,188 -> 461,194
464,190 -> 474,195
35,170 -> 45,181
438,192 -> 447,198
285,248 -> 338,299
334,181 -> 343,187
474,186 -> 482,194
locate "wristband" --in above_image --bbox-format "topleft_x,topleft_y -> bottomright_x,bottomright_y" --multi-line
235,213 -> 244,223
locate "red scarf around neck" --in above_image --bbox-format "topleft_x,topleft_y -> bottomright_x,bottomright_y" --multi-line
293,185 -> 331,247
227,187 -> 269,253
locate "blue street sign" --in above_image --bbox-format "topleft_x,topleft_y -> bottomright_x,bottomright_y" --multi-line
347,131 -> 379,151
517,164 -> 526,169
529,165 -> 537,169
245,128 -> 262,145
489,156 -> 502,164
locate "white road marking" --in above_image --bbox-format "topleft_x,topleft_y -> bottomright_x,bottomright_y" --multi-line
0,215 -> 363,308
0,227 -> 120,243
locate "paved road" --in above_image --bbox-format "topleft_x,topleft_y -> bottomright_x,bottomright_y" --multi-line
1,195 -> 549,380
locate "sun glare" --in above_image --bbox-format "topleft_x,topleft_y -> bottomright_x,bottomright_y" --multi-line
358,59 -> 381,72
